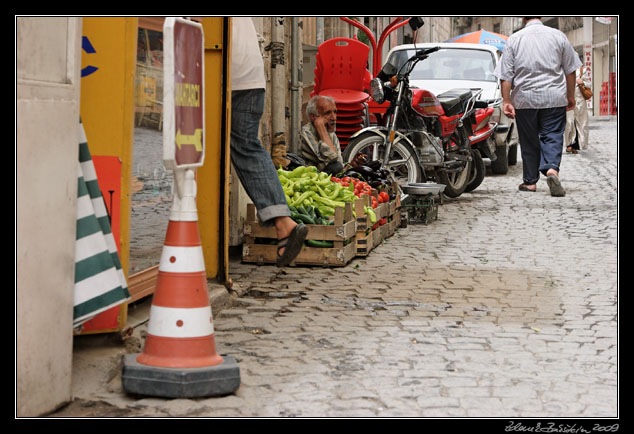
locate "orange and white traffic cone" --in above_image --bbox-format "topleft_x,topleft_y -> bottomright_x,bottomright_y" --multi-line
122,169 -> 239,398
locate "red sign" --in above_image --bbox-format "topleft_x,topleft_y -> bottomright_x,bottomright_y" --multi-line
163,18 -> 205,169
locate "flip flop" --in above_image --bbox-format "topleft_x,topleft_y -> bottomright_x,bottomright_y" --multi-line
276,223 -> 309,267
518,184 -> 536,192
547,175 -> 566,197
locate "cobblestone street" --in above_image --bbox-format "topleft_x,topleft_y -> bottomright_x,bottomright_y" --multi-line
58,117 -> 618,419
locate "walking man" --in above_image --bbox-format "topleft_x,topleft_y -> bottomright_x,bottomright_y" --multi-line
495,17 -> 581,196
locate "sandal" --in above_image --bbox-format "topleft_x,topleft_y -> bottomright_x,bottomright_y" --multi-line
518,184 -> 536,192
546,175 -> 566,197
276,223 -> 308,267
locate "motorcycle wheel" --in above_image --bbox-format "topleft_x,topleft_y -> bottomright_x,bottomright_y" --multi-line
342,132 -> 422,187
437,153 -> 472,198
465,149 -> 485,193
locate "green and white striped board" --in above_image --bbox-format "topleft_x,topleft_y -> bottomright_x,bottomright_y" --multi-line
74,123 -> 130,328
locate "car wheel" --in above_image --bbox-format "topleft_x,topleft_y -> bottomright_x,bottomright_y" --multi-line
490,144 -> 509,174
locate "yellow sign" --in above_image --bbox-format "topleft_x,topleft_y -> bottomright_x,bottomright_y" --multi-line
175,83 -> 201,107
175,128 -> 203,151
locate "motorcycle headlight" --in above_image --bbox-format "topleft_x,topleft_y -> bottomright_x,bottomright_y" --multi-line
369,78 -> 385,104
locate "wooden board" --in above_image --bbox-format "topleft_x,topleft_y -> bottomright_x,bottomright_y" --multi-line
243,201 -> 357,266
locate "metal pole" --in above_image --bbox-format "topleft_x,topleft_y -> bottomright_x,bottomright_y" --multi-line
290,17 -> 301,154
271,17 -> 286,148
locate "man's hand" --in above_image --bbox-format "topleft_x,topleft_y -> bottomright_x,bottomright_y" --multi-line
313,116 -> 336,152
565,71 -> 577,111
313,115 -> 328,136
500,80 -> 515,119
566,96 -> 576,111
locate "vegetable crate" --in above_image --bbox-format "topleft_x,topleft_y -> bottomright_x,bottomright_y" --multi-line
381,193 -> 401,240
354,185 -> 401,254
242,202 -> 357,266
354,196 -> 375,256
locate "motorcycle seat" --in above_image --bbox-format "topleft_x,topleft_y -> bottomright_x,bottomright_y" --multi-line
436,88 -> 473,117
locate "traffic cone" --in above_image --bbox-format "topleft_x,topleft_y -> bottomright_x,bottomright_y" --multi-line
135,219 -> 223,368
122,169 -> 240,398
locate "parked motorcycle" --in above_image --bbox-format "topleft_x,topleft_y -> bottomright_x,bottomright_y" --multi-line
343,43 -> 500,198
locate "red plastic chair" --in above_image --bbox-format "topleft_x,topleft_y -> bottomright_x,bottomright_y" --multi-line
314,37 -> 370,105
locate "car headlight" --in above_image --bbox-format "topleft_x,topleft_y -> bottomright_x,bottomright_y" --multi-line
369,78 -> 385,104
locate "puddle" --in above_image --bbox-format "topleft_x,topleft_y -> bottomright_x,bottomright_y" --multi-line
244,288 -> 307,300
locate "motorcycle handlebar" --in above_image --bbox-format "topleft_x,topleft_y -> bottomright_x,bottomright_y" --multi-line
475,98 -> 503,108
408,46 -> 440,62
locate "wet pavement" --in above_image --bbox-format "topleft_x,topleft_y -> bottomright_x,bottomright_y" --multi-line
130,127 -> 172,274
55,117 -> 618,419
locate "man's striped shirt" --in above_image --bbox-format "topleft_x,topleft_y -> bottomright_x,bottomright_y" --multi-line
494,20 -> 582,109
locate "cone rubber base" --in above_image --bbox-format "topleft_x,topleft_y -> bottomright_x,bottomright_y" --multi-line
122,353 -> 240,398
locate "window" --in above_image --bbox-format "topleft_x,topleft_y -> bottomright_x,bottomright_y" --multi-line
388,48 -> 497,82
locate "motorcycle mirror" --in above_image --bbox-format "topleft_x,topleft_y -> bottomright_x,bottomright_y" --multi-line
409,17 -> 424,31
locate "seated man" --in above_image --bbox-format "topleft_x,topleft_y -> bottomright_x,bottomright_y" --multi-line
300,95 -> 344,175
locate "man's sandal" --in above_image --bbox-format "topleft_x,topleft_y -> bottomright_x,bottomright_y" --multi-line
276,223 -> 309,267
546,175 -> 566,197
518,184 -> 536,192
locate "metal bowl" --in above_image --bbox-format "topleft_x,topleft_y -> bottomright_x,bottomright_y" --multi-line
402,183 -> 446,195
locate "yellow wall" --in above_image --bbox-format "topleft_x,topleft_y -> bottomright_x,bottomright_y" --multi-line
80,17 -> 137,276
198,17 -> 231,280
79,17 -> 138,331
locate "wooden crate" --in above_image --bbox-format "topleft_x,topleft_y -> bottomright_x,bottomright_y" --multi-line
364,182 -> 401,248
380,194 -> 401,240
242,202 -> 357,266
354,195 -> 375,256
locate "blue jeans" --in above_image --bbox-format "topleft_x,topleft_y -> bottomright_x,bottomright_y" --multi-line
515,107 -> 567,185
230,89 -> 289,226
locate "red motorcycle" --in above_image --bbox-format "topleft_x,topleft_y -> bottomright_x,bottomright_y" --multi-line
343,42 -> 500,198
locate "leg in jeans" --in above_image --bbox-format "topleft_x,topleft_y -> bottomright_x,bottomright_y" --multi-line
515,109 -> 541,186
229,89 -> 307,265
230,89 -> 290,226
537,106 -> 567,177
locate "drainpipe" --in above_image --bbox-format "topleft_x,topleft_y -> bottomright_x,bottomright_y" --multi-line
316,17 -> 324,45
290,17 -> 301,154
270,17 -> 289,168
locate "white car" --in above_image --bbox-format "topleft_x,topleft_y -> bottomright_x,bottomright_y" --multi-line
385,42 -> 518,174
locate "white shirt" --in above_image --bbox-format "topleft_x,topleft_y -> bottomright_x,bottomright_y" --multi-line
231,17 -> 266,90
494,20 -> 581,109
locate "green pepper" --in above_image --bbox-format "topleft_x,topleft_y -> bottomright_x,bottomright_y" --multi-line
290,191 -> 315,208
340,190 -> 356,202
325,183 -> 342,200
316,204 -> 335,216
313,195 -> 345,209
287,166 -> 309,178
306,239 -> 334,248
364,206 -> 377,224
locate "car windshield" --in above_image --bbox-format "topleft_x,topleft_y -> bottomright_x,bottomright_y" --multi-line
388,48 -> 497,82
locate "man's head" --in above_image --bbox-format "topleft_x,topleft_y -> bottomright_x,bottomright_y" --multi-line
307,95 -> 337,133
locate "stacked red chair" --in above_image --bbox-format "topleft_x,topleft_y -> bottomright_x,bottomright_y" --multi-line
311,37 -> 371,150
